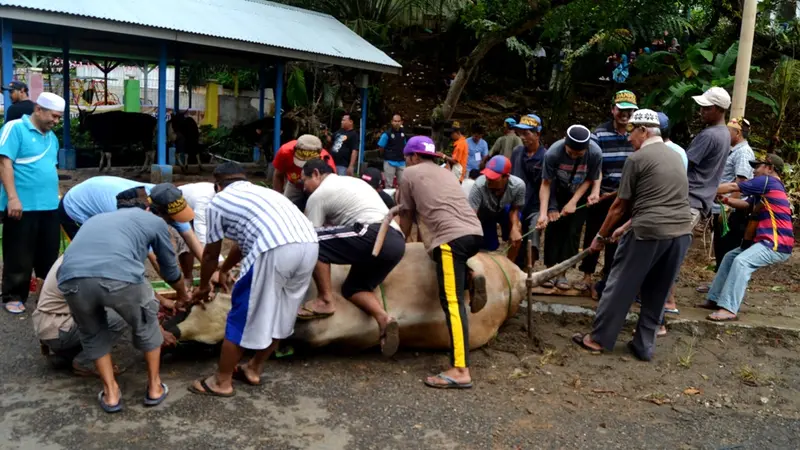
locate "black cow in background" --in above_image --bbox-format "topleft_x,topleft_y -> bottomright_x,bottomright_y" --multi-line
77,107 -> 157,173
168,110 -> 202,173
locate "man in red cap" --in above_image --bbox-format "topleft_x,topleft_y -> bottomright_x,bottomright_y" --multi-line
272,134 -> 336,210
467,155 -> 525,262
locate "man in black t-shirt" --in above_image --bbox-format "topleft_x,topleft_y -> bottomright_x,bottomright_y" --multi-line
3,81 -> 36,122
326,113 -> 360,176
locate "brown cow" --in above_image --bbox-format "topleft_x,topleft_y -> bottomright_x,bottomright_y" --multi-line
173,243 -> 587,352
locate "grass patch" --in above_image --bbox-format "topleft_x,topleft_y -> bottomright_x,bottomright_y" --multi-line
738,365 -> 763,386
675,337 -> 698,369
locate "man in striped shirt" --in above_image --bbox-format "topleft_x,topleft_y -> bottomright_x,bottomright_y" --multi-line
578,90 -> 638,294
188,162 -> 319,396
701,154 -> 793,321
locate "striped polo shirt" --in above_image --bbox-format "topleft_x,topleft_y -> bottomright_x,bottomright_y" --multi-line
592,121 -> 634,193
206,181 -> 318,273
741,175 -> 794,254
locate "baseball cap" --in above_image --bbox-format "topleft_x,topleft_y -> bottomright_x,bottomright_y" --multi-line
293,134 -> 323,167
749,154 -> 784,173
513,114 -> 542,132
361,167 -> 384,189
692,87 -> 731,109
614,90 -> 638,109
481,155 -> 511,181
564,124 -> 591,151
1,81 -> 27,92
504,117 -> 517,127
657,112 -> 670,132
148,183 -> 195,223
36,92 -> 66,112
629,109 -> 661,127
403,135 -> 437,156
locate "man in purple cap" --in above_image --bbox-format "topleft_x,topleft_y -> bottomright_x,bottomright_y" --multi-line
3,81 -> 35,122
468,155 -> 525,262
537,124 -> 602,290
397,135 -> 483,389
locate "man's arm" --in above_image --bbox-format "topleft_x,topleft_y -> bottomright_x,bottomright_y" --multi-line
598,197 -> 631,238
347,148 -> 358,175
717,182 -> 741,195
562,179 -> 593,215
272,169 -> 286,194
720,196 -> 750,210
0,157 -> 21,219
151,223 -> 188,302
490,138 -> 501,156
179,229 -> 204,262
398,211 -> 415,239
304,193 -> 326,227
198,239 -> 222,295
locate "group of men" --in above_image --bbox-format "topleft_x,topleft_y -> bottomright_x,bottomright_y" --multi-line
0,83 -> 793,411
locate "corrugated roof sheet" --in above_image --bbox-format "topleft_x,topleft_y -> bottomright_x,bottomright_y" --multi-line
0,0 -> 402,73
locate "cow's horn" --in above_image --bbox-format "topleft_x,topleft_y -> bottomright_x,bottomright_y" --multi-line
529,248 -> 592,287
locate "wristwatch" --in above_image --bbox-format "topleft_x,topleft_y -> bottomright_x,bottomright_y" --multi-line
595,233 -> 609,243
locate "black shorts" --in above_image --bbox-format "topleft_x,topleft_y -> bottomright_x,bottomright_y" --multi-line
57,198 -> 81,241
317,223 -> 405,298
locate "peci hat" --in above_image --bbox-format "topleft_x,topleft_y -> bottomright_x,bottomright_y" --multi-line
614,90 -> 638,109
149,183 -> 195,223
403,135 -> 437,157
564,124 -> 591,151
657,111 -> 670,133
692,87 -> 731,109
361,167 -> 384,189
293,134 -> 323,168
1,80 -> 27,92
513,114 -> 542,132
481,155 -> 511,181
749,154 -> 784,173
629,109 -> 661,127
36,92 -> 66,112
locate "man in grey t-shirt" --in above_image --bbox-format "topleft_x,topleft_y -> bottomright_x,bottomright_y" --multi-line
572,109 -> 692,361
685,87 -> 732,224
468,155 -> 525,261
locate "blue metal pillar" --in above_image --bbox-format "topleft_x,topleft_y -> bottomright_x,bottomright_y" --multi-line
152,42 -> 172,182
255,63 -> 266,162
170,51 -> 180,166
358,87 -> 368,175
272,60 -> 284,161
1,20 -> 13,121
58,32 -> 75,169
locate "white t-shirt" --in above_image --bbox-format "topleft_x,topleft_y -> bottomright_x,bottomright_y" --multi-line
461,178 -> 476,198
178,182 -> 216,246
305,174 -> 401,232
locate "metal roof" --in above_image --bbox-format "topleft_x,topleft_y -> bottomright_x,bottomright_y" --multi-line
0,0 -> 402,74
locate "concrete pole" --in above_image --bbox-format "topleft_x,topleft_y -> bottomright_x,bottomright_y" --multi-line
2,20 -> 13,119
730,0 -> 758,118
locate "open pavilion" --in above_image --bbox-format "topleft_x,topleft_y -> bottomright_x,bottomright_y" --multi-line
0,0 -> 402,176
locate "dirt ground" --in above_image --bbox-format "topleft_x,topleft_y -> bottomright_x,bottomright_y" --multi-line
22,169 -> 797,449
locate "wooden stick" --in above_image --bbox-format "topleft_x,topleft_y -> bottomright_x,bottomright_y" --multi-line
372,205 -> 402,257
526,238 -> 534,339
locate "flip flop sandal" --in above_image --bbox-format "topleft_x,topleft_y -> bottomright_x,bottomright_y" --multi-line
188,378 -> 236,397
296,306 -> 334,321
542,280 -> 555,289
664,308 -> 680,315
424,373 -> 473,389
706,312 -> 738,322
4,301 -> 25,315
144,383 -> 169,407
573,281 -> 590,292
555,278 -> 571,291
695,285 -> 710,293
380,319 -> 400,357
571,333 -> 602,354
696,302 -> 718,310
97,390 -> 123,413
232,365 -> 262,386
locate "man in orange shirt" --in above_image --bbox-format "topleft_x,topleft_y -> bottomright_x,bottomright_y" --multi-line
272,134 -> 337,210
442,122 -> 468,182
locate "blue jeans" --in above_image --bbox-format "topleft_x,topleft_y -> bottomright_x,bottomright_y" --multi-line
478,205 -> 520,251
336,166 -> 348,176
707,244 -> 790,314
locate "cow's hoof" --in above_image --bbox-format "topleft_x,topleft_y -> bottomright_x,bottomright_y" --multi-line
469,274 -> 487,314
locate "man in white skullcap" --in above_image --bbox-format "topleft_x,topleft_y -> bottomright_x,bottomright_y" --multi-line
572,109 -> 692,361
0,92 -> 65,314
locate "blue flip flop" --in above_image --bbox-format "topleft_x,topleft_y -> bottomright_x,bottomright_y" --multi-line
98,390 -> 123,413
143,383 -> 169,407
4,301 -> 25,315
424,373 -> 473,389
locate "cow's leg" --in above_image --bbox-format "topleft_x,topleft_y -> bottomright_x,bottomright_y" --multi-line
105,152 -> 112,171
98,152 -> 105,172
195,153 -> 203,172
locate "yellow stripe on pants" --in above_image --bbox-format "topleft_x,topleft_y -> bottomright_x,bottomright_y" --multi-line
440,243 -> 466,368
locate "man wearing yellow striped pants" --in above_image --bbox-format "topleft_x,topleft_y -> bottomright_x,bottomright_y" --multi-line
397,136 -> 483,389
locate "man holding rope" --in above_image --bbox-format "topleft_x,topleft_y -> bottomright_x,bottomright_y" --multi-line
295,159 -> 405,357
572,109 -> 692,361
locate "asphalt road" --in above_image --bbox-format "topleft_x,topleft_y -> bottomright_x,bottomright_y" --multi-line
2,311 -> 799,450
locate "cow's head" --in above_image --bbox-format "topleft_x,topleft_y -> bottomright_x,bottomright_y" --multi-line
76,106 -> 97,132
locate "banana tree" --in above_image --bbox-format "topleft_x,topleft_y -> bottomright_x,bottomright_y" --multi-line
746,56 -> 800,149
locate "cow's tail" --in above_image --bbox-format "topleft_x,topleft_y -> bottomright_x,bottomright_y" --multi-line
372,205 -> 402,257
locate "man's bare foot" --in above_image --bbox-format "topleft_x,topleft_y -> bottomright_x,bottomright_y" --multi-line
657,325 -> 667,337
296,297 -> 335,319
425,367 -> 471,387
189,375 -> 235,396
233,363 -> 262,386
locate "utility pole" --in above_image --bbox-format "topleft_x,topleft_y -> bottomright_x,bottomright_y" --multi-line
730,0 -> 758,118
